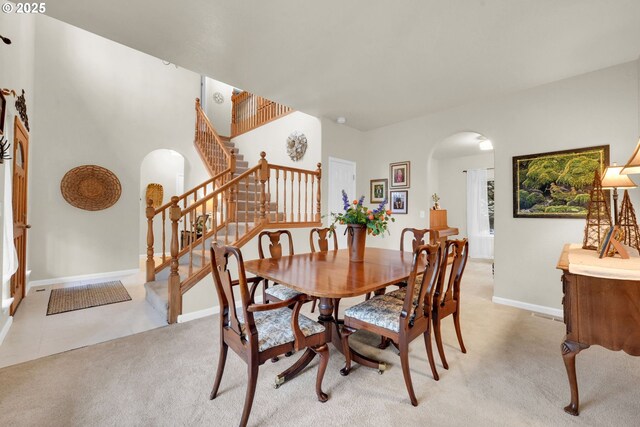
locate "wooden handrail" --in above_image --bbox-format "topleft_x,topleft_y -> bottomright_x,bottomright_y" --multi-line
146,100 -> 323,324
231,91 -> 293,138
154,167 -> 231,214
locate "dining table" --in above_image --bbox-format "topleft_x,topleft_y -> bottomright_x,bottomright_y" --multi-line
243,247 -> 424,387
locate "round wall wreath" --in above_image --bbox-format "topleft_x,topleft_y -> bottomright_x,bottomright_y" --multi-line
286,131 -> 307,161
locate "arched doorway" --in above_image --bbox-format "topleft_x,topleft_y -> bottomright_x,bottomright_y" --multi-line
429,131 -> 495,296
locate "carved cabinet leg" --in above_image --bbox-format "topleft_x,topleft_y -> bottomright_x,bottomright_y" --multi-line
561,340 -> 588,416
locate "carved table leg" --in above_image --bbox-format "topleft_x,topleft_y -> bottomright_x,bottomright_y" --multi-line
561,339 -> 589,416
319,297 -> 386,373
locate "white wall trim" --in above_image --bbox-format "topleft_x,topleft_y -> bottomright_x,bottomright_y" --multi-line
177,297 -> 263,324
27,268 -> 141,294
0,316 -> 13,346
177,306 -> 219,323
492,296 -> 563,319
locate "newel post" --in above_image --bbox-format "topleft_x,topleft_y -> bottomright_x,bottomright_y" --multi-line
259,151 -> 269,224
168,196 -> 182,324
316,162 -> 322,222
146,199 -> 156,282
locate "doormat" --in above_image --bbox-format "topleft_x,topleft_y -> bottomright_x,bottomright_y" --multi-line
47,281 -> 132,315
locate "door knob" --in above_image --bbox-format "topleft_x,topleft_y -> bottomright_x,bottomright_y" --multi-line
20,224 -> 31,229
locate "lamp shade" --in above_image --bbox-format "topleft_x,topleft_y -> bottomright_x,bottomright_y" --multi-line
621,137 -> 640,175
601,163 -> 637,189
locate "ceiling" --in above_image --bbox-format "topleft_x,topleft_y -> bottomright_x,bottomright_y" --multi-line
46,0 -> 640,131
432,132 -> 492,160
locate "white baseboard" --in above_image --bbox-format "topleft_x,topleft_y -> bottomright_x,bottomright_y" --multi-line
177,306 -> 219,323
27,268 -> 141,294
492,296 -> 563,319
0,316 -> 13,346
177,297 -> 263,324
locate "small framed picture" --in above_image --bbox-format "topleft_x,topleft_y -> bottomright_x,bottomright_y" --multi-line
390,190 -> 408,214
370,178 -> 388,203
390,161 -> 410,188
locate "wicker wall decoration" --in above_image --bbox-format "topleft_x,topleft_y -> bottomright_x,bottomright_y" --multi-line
145,183 -> 164,208
60,165 -> 122,211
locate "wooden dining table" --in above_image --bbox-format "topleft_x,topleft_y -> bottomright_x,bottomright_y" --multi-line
243,247 -> 423,387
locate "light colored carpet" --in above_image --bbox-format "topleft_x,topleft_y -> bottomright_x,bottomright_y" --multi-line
47,281 -> 131,315
1,261 -> 639,426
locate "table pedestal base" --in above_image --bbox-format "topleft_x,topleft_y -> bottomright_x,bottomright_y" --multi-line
274,297 -> 386,387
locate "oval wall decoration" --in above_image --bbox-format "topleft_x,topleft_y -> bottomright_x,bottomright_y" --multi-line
60,165 -> 122,211
286,131 -> 307,161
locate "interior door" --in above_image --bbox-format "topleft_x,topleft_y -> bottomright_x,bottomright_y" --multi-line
328,157 -> 356,248
11,117 -> 29,315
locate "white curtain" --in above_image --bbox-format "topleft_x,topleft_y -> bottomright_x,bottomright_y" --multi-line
466,169 -> 494,259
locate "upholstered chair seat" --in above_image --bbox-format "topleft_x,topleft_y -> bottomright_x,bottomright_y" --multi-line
264,284 -> 304,302
344,295 -> 406,333
236,307 -> 325,352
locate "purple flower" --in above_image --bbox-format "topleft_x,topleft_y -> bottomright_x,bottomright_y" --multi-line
372,197 -> 387,215
358,196 -> 365,206
342,190 -> 350,210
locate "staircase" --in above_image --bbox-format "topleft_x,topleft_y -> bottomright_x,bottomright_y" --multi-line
144,98 -> 322,323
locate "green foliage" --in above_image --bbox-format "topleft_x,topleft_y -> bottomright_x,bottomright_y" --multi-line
522,158 -> 562,189
544,205 -> 586,214
557,156 -> 599,189
519,190 -> 545,209
568,193 -> 591,207
549,183 -> 577,205
330,191 -> 394,237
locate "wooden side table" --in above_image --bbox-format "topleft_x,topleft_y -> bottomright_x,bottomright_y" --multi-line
557,244 -> 640,415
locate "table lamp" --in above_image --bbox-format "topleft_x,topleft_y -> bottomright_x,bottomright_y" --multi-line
601,162 -> 637,224
620,138 -> 640,175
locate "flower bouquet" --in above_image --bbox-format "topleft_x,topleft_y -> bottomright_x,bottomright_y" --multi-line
329,190 -> 394,261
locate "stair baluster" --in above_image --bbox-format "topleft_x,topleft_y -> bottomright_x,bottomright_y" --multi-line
168,196 -> 182,324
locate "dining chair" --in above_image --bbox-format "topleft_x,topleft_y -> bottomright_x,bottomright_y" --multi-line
340,244 -> 442,406
386,238 -> 469,373
308,227 -> 338,313
209,243 -> 330,427
400,227 -> 434,252
432,239 -> 469,370
366,227 -> 434,303
258,230 -> 305,303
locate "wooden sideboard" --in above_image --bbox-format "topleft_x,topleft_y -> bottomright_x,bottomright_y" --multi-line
556,244 -> 640,416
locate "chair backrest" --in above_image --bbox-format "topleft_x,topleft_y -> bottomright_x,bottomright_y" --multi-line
435,239 -> 469,307
401,244 -> 441,328
400,228 -> 434,252
309,227 -> 338,253
258,230 -> 294,259
210,243 -> 255,343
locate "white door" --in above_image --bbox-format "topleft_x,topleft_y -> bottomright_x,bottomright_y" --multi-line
328,157 -> 356,248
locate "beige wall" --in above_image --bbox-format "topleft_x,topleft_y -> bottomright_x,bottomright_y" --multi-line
28,16 -> 207,281
358,62 -> 640,311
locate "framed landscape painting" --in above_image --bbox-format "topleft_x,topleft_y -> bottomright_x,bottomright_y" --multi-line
390,161 -> 410,188
370,179 -> 388,203
513,145 -> 609,219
